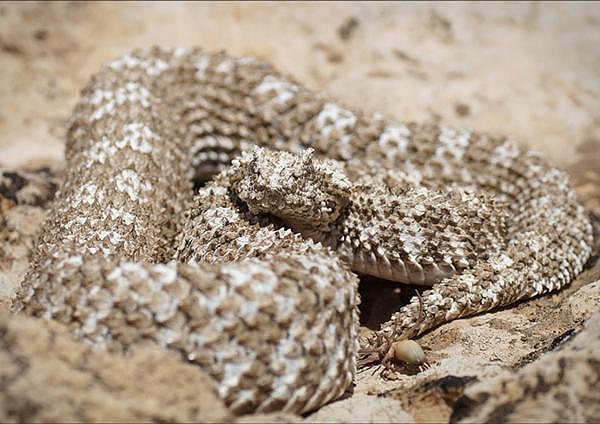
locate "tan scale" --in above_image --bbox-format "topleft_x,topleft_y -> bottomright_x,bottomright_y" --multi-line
3,47 -> 592,414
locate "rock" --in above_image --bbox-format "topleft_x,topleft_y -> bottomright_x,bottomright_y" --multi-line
236,412 -> 304,423
0,205 -> 48,302
567,279 -> 600,322
306,394 -> 414,423
450,312 -> 600,423
0,311 -> 231,423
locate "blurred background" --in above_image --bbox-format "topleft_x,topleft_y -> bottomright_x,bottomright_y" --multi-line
0,1 -> 598,212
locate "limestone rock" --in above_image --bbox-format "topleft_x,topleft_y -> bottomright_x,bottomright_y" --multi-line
236,412 -> 304,423
451,312 -> 600,423
0,311 -> 231,423
306,394 -> 414,423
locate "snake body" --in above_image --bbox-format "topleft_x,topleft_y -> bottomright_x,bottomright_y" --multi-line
9,47 -> 593,414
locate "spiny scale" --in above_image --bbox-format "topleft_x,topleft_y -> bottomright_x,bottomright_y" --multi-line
10,47 -> 593,414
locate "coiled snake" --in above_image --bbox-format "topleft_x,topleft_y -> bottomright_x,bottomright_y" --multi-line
7,47 -> 593,414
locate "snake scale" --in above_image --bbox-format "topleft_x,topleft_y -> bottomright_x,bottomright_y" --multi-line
5,47 -> 593,414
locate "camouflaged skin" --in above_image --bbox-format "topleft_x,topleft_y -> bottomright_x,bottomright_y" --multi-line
9,47 -> 593,413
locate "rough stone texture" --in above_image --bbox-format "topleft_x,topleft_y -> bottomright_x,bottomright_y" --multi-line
307,395 -> 414,423
0,168 -> 58,301
236,412 -> 304,423
0,205 -> 47,301
0,310 -> 231,423
452,311 -> 600,423
0,3 -> 599,423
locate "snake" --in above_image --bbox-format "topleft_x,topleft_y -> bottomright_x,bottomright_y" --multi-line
5,47 -> 593,415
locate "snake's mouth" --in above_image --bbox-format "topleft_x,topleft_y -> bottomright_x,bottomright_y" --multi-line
350,250 -> 457,286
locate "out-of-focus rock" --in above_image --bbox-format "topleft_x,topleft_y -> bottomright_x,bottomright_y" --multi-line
305,394 -> 414,423
1,167 -> 59,303
0,311 -> 231,423
236,412 -> 303,423
0,205 -> 47,302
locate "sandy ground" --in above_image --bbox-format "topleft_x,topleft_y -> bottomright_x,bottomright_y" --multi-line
1,2 -> 599,423
1,3 -> 599,184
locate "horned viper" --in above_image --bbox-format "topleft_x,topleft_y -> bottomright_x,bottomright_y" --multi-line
3,47 -> 593,414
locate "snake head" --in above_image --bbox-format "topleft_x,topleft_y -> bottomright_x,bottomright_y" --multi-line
229,147 -> 352,234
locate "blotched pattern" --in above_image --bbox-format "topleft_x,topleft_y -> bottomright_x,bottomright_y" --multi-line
9,47 -> 593,414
